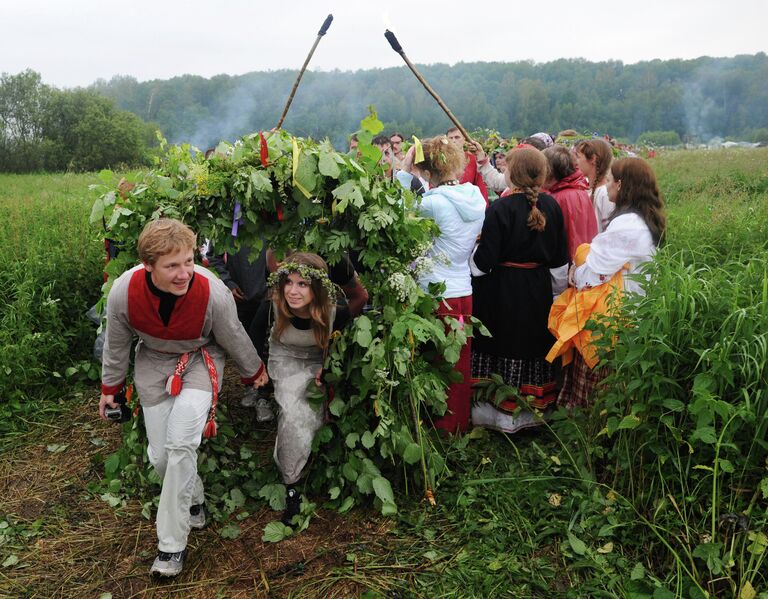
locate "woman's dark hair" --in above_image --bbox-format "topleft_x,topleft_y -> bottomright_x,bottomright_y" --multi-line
609,158 -> 666,245
542,144 -> 575,181
505,148 -> 549,232
372,135 -> 391,148
520,136 -> 547,151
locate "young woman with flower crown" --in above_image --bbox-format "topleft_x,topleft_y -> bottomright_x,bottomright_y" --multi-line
265,252 -> 340,525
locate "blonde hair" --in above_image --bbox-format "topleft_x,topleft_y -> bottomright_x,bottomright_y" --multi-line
505,148 -> 549,232
137,218 -> 197,265
272,252 -> 334,349
418,136 -> 466,183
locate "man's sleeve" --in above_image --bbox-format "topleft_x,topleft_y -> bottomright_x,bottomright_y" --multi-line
210,279 -> 264,383
477,160 -> 506,195
472,164 -> 489,202
100,277 -> 134,395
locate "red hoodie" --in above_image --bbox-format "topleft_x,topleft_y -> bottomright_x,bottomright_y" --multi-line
546,169 -> 598,260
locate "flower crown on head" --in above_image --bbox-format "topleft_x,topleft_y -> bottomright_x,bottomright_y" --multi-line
267,261 -> 338,298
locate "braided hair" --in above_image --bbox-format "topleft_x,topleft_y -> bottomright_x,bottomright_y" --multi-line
574,139 -> 613,203
505,148 -> 549,232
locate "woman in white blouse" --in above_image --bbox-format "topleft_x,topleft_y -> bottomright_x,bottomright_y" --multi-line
558,157 -> 666,408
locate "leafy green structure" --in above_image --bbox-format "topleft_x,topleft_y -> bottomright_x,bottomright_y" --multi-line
90,109 -> 485,518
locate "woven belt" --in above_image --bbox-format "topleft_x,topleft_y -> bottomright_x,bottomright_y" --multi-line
165,347 -> 219,438
499,261 -> 542,269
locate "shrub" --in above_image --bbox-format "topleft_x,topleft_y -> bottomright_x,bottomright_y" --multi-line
636,130 -> 682,147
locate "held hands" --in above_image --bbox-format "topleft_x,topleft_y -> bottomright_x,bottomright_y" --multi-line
98,393 -> 118,421
252,369 -> 270,389
567,264 -> 577,288
231,286 -> 245,302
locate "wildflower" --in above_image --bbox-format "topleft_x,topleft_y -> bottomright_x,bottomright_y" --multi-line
387,272 -> 417,303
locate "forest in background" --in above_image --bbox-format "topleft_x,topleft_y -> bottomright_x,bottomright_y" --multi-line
91,53 -> 768,150
0,71 -> 157,173
3,53 -> 768,172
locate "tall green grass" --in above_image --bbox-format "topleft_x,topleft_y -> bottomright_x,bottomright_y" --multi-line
540,148 -> 768,597
0,173 -> 103,430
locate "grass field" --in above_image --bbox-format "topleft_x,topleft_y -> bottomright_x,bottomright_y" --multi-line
1,149 -> 767,598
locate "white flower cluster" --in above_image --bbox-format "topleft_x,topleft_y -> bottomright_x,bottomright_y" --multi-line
387,271 -> 417,303
374,368 -> 399,387
411,255 -> 435,278
432,251 -> 451,267
413,240 -> 433,256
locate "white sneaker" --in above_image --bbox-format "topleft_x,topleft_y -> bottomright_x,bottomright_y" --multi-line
240,387 -> 259,407
150,549 -> 186,577
189,504 -> 206,529
255,397 -> 275,422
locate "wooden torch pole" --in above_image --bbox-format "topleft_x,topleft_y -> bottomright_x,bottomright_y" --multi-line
384,29 -> 473,142
275,14 -> 334,130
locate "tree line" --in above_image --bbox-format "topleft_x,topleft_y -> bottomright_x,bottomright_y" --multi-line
0,70 -> 158,173
91,53 -> 768,150
2,54 -> 767,172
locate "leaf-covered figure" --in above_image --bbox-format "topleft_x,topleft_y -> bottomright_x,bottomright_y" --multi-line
91,108 -> 485,516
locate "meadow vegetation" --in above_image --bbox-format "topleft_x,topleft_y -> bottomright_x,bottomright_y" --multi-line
0,173 -> 103,434
0,148 -> 767,597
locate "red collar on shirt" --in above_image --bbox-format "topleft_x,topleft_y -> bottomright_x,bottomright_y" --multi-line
127,268 -> 210,340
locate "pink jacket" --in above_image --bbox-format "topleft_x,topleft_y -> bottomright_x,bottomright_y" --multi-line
546,169 -> 598,260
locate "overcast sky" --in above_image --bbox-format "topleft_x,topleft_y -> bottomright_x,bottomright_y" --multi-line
2,0 -> 766,88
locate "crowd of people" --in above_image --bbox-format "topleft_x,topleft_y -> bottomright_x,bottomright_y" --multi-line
98,125 -> 666,577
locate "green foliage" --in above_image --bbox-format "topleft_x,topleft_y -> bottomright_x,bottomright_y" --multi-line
747,128 -> 768,144
635,130 -> 682,147
0,173 -> 103,434
91,54 -> 768,148
93,109 -> 482,515
0,70 -> 158,173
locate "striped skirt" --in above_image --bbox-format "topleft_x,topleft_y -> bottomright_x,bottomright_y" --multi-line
470,351 -> 557,433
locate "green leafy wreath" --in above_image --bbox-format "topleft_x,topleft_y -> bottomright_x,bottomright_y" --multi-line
90,107 -> 488,519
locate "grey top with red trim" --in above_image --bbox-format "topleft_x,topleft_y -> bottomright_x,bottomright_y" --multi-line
100,264 -> 264,407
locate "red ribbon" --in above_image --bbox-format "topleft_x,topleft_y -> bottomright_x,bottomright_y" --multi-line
165,347 -> 220,438
276,203 -> 284,222
200,347 -> 219,438
259,131 -> 269,167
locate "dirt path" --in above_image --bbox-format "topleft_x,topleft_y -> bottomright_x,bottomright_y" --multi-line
0,381 -> 397,598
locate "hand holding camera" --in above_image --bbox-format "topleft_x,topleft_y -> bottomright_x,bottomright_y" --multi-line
100,389 -> 132,423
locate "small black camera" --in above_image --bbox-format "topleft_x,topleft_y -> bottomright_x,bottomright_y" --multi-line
105,389 -> 132,423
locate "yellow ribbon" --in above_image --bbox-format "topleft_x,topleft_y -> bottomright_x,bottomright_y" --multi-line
292,138 -> 312,198
412,136 -> 424,164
